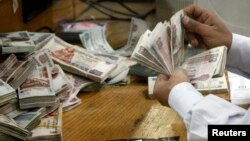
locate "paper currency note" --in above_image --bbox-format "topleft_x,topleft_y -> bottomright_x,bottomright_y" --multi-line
43,36 -> 117,82
170,10 -> 185,67
0,31 -> 35,54
27,106 -> 62,141
116,17 -> 149,56
33,49 -> 54,67
79,27 -> 114,53
181,46 -> 225,83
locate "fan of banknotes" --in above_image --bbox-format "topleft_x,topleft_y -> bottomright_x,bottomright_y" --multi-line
131,10 -> 228,84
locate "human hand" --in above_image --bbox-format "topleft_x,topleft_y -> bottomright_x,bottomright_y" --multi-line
153,68 -> 190,106
182,5 -> 232,49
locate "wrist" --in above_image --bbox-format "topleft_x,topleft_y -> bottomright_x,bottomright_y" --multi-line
225,32 -> 233,50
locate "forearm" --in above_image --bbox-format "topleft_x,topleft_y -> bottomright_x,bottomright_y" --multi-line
169,82 -> 248,140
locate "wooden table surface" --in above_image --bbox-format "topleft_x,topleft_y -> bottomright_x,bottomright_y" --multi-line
62,81 -> 187,141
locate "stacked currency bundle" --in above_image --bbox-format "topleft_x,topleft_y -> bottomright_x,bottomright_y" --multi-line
0,132 -> 17,141
6,59 -> 36,89
0,54 -> 20,81
43,36 -> 117,83
0,79 -> 17,106
0,114 -> 31,140
27,106 -> 62,141
50,65 -> 72,101
131,9 -> 228,84
33,50 -> 72,100
29,32 -> 54,51
0,31 -> 35,54
14,112 -> 41,131
0,99 -> 18,115
18,66 -> 56,109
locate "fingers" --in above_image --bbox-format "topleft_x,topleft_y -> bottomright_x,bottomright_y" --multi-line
185,32 -> 199,47
174,68 -> 188,75
172,68 -> 190,83
183,4 -> 203,18
183,15 -> 210,34
156,74 -> 169,81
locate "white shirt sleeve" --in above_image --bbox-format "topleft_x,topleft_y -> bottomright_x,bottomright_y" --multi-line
168,33 -> 250,140
169,82 -> 250,141
227,33 -> 250,73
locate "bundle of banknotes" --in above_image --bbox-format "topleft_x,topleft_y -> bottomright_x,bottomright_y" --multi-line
0,32 -> 106,140
0,114 -> 31,140
26,106 -> 63,141
148,73 -> 229,99
0,79 -> 17,106
131,9 -> 228,84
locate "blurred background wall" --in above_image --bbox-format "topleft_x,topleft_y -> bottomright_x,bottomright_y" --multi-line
156,0 -> 250,36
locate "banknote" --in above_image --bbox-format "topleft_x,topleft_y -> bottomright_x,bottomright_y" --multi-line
6,59 -> 36,90
0,114 -> 31,140
33,49 -> 54,67
0,79 -> 17,106
228,71 -> 250,105
50,65 -> 71,95
170,10 -> 185,67
0,31 -> 35,54
29,32 -> 54,50
0,54 -> 18,78
61,21 -> 104,32
18,65 -> 56,109
43,36 -> 117,82
147,76 -> 157,99
14,112 -> 41,131
194,73 -> 229,94
0,98 -> 18,115
181,46 -> 227,83
27,106 -> 62,141
116,17 -> 149,56
131,9 -> 227,84
79,27 -> 115,54
131,30 -> 166,74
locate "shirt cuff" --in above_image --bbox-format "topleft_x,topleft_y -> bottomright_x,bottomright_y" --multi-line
227,33 -> 250,72
168,82 -> 203,119
227,33 -> 244,63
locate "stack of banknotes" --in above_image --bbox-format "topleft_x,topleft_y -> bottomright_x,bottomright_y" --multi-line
0,114 -> 31,140
26,106 -> 63,141
131,10 -> 227,84
0,79 -> 17,106
13,112 -> 41,131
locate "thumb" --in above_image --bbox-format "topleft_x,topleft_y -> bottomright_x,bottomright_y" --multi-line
182,15 -> 208,34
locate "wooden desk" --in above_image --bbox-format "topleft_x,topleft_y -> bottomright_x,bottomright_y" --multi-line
63,82 -> 187,141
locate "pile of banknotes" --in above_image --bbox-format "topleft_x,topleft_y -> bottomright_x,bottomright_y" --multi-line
0,31 -> 111,140
0,20 -> 145,139
0,8 -> 228,140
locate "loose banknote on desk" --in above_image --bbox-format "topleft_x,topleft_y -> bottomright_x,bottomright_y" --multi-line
228,71 -> 250,105
79,17 -> 149,57
131,9 -> 227,84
